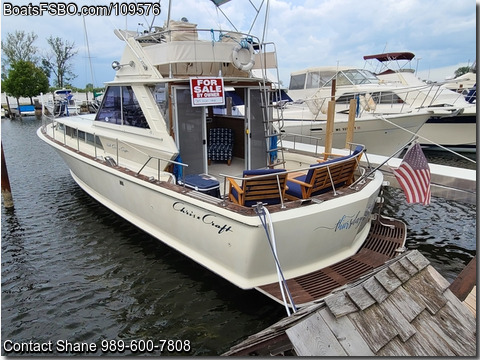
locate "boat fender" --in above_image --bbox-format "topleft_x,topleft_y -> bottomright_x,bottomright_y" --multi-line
232,42 -> 255,71
365,93 -> 377,111
359,95 -> 368,111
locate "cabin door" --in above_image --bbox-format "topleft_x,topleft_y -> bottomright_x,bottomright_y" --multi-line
172,86 -> 207,176
246,88 -> 268,169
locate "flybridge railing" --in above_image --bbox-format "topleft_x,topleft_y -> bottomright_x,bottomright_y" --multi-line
134,26 -> 262,45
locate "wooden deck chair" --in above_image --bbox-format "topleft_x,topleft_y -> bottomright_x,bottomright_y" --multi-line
286,145 -> 363,199
227,169 -> 288,207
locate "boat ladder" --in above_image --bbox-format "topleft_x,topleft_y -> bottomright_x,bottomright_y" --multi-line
257,42 -> 286,169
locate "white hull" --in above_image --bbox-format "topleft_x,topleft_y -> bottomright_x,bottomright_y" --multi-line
36,10 -> 403,304
280,110 -> 431,156
38,126 -> 382,289
417,107 -> 477,150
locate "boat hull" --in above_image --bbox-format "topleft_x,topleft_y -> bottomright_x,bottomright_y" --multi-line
280,111 -> 431,156
38,127 -> 383,289
418,111 -> 477,150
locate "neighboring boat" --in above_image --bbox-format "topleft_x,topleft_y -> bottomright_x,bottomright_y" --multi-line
442,62 -> 476,99
363,52 -> 476,151
1,107 -> 5,118
38,1 -> 407,308
282,52 -> 475,154
43,89 -> 82,117
280,66 -> 436,156
9,104 -> 37,116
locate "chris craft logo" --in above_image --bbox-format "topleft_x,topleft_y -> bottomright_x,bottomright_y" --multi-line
173,202 -> 232,234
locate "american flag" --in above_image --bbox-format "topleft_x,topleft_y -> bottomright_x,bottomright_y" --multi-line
393,143 -> 431,205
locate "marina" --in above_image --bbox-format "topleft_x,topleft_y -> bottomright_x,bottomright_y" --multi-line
1,114 -> 476,356
1,1 -> 476,356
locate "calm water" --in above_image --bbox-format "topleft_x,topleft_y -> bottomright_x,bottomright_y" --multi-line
1,116 -> 477,356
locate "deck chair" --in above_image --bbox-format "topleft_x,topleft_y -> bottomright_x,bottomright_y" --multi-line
286,145 -> 363,199
208,128 -> 234,165
227,169 -> 288,207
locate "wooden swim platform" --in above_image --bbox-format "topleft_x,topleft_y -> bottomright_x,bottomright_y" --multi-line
256,215 -> 406,308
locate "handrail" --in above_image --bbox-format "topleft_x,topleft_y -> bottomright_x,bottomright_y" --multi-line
220,171 -> 288,208
136,27 -> 261,45
41,116 -> 189,183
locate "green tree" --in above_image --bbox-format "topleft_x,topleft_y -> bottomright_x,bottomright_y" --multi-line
3,60 -> 49,104
1,30 -> 39,81
43,36 -> 78,88
454,66 -> 471,78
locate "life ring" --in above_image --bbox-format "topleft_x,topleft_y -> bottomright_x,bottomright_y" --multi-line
232,43 -> 255,71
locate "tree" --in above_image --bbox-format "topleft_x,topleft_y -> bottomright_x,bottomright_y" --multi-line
1,30 -> 39,81
1,30 -> 39,66
3,60 -> 49,104
454,66 -> 471,78
43,36 -> 78,88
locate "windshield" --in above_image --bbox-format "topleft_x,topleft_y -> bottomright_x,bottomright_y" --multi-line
325,69 -> 379,86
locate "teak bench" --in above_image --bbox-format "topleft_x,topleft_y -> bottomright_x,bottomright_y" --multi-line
285,146 -> 363,199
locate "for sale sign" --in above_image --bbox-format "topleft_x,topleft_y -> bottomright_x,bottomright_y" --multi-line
190,77 -> 225,107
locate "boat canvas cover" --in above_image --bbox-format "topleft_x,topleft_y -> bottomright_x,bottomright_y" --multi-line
363,52 -> 415,62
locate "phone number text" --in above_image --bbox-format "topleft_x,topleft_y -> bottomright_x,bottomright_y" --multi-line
101,339 -> 191,354
3,2 -> 161,16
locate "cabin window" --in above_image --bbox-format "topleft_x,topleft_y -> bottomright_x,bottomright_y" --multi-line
371,91 -> 403,104
336,93 -> 357,105
96,86 -> 149,128
149,84 -> 169,129
64,126 -> 103,149
289,74 -> 306,90
306,71 -> 337,89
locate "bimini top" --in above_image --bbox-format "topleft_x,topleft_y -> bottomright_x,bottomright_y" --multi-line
363,52 -> 415,62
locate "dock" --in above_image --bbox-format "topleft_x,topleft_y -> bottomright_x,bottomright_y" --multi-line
224,250 -> 476,356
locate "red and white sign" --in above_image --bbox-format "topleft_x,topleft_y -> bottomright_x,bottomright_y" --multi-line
190,77 -> 225,107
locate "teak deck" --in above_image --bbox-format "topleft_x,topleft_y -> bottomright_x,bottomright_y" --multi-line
257,216 -> 406,307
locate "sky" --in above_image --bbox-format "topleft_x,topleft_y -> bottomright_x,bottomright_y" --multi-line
0,0 -> 477,89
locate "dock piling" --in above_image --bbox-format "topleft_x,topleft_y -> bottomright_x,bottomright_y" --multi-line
1,142 -> 14,209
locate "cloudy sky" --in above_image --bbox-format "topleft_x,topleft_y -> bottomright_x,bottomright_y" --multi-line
1,0 -> 477,89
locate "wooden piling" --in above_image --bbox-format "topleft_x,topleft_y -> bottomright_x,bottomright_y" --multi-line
325,100 -> 335,156
1,142 -> 14,208
345,99 -> 357,148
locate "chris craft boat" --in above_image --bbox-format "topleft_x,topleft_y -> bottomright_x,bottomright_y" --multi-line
38,0 -> 406,309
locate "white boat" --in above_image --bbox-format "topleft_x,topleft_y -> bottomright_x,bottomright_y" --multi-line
43,89 -> 83,117
282,52 -> 475,154
280,66 -> 435,156
38,1 -> 406,308
363,52 -> 476,151
442,61 -> 476,99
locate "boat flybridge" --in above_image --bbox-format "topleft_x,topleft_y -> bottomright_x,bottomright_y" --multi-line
38,0 -> 406,310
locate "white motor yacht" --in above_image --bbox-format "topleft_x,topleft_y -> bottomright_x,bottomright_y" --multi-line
38,1 -> 406,309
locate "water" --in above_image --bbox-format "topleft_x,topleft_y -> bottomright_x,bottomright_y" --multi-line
1,116 -> 476,356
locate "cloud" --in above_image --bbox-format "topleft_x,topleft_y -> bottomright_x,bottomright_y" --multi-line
1,0 -> 475,88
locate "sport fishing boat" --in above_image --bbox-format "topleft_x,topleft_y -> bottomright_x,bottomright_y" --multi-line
38,0 -> 406,309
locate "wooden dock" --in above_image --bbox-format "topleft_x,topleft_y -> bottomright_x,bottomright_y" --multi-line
224,250 -> 476,356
